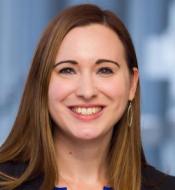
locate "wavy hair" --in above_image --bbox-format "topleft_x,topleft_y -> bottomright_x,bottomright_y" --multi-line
0,4 -> 146,190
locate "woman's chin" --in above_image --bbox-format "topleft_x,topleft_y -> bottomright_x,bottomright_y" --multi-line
71,130 -> 108,142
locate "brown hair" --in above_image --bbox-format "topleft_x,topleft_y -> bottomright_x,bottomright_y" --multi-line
0,4 -> 146,190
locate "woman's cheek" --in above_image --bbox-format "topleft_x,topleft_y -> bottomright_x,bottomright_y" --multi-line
97,78 -> 127,98
48,78 -> 76,101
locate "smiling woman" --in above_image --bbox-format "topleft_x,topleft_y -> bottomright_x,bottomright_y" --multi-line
0,3 -> 175,190
48,24 -> 137,142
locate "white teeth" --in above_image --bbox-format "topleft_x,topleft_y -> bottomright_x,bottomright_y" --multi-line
72,107 -> 102,115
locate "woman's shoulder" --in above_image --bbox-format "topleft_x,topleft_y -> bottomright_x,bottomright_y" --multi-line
142,164 -> 175,190
0,161 -> 43,190
0,160 -> 27,177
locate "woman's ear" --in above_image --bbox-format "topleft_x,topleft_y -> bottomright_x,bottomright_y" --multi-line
129,67 -> 139,101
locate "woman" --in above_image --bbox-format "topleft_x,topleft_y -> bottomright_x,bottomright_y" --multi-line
0,4 -> 175,190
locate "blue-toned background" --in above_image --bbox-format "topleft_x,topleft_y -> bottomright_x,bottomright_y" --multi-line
1,0 -> 175,175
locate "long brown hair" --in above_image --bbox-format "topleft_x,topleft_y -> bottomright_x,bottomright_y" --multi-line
0,4 -> 146,190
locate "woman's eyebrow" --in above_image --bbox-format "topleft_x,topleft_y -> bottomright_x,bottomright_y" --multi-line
96,59 -> 120,67
54,59 -> 120,67
54,60 -> 78,67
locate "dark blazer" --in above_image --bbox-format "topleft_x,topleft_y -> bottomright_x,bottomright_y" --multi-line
0,161 -> 175,190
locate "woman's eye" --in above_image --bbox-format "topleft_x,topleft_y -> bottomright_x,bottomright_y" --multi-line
97,67 -> 114,75
59,67 -> 76,74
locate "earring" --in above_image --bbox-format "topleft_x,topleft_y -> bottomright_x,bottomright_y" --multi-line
127,101 -> 133,128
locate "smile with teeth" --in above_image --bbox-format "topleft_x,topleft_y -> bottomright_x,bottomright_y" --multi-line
71,107 -> 103,115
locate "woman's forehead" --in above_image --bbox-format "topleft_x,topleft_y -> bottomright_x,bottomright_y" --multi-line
55,24 -> 126,64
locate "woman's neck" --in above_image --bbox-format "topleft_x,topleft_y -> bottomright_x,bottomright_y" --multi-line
54,130 -> 112,188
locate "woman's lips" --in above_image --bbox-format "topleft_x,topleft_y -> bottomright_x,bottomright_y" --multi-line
68,105 -> 105,121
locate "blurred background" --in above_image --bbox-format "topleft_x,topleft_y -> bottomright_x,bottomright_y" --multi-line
0,0 -> 175,175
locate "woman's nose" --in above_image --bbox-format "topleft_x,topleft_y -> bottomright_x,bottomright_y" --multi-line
75,73 -> 98,100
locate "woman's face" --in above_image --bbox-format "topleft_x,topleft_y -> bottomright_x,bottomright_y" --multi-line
48,24 -> 138,141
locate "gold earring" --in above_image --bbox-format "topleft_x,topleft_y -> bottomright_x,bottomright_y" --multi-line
127,101 -> 133,128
